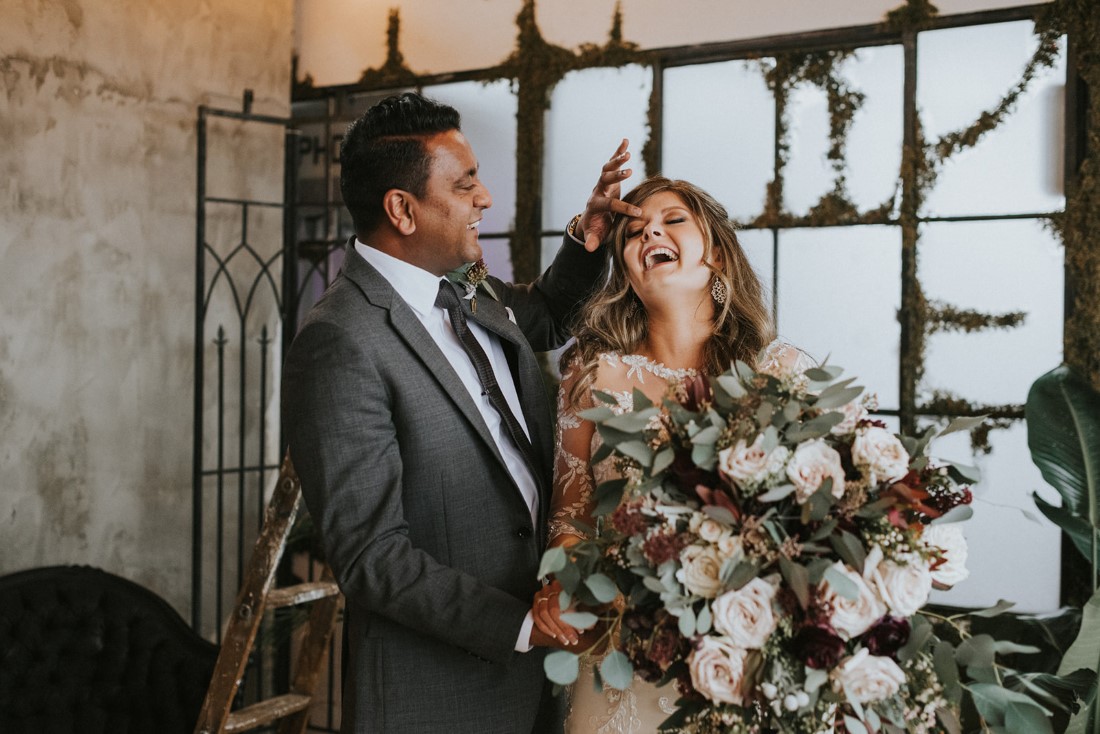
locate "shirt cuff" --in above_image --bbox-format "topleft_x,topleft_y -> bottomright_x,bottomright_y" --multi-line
515,610 -> 535,653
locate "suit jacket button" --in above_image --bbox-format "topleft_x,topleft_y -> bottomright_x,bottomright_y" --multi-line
516,526 -> 533,539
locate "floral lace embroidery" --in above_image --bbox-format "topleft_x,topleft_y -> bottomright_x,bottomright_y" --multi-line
618,353 -> 698,383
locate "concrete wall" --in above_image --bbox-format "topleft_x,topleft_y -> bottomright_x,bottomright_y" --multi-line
0,0 -> 293,620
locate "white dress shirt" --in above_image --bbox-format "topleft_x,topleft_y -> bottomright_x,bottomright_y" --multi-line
354,240 -> 538,651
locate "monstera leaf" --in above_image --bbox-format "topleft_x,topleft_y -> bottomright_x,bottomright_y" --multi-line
1026,365 -> 1100,569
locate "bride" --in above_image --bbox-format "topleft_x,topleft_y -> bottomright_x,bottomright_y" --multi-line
534,174 -> 812,732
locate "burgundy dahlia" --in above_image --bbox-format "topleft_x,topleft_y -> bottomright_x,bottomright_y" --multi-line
862,616 -> 910,658
792,624 -> 847,669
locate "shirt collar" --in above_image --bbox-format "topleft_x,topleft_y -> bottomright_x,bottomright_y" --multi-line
354,238 -> 446,319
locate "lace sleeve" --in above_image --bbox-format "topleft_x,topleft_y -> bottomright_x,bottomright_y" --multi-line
758,340 -> 817,378
548,367 -> 597,546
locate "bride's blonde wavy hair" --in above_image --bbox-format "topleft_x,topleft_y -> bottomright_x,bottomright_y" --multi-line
561,176 -> 775,409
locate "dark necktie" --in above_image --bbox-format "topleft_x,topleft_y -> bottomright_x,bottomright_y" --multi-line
435,281 -> 540,478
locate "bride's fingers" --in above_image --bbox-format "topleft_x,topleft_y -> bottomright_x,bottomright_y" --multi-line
534,593 -> 579,645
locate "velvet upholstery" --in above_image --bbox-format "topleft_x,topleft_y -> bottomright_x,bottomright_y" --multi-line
0,565 -> 217,734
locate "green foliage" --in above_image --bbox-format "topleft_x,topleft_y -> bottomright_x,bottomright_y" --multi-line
1026,365 -> 1100,572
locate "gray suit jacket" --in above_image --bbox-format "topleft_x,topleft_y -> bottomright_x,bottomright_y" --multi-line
282,237 -> 603,733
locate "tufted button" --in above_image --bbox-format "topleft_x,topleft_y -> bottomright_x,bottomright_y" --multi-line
516,526 -> 533,539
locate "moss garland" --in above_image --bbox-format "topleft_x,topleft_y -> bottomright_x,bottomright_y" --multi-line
357,9 -> 418,89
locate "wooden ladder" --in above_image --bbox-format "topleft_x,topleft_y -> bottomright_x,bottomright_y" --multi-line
194,453 -> 342,734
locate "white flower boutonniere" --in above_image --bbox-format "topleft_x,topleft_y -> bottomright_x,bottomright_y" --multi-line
446,258 -> 498,314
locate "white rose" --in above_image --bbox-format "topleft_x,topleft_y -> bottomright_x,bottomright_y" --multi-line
852,426 -> 910,482
869,552 -> 932,617
785,439 -> 847,503
831,649 -> 906,704
717,533 -> 743,560
713,576 -> 779,649
689,636 -> 748,705
830,399 -> 867,435
922,524 -> 970,588
677,545 -> 724,598
820,560 -> 886,639
698,518 -> 725,543
718,435 -> 769,485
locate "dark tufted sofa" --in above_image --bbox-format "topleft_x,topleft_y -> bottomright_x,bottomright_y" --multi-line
0,565 -> 218,734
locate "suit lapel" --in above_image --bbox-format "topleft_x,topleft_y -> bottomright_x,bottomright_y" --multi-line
339,242 -> 510,472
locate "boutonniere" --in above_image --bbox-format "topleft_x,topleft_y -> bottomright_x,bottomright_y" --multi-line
446,258 -> 498,314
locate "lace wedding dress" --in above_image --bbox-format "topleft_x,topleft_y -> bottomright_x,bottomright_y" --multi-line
549,342 -> 814,734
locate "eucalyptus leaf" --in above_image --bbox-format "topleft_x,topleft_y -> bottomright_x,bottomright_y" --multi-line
652,448 -> 675,476
594,479 -> 628,517
822,564 -> 860,601
701,505 -> 736,525
939,414 -> 990,438
600,650 -> 634,690
691,425 -> 721,446
585,573 -> 620,604
538,546 -> 566,579
691,442 -> 716,469
591,441 -> 614,465
757,483 -> 796,503
805,365 -> 843,382
560,611 -> 599,629
734,360 -> 756,382
933,640 -> 960,701
579,405 -> 616,422
971,599 -> 1017,618
679,606 -> 697,637
715,374 -> 746,399
591,390 -> 621,406
604,408 -> 660,433
697,603 -> 713,634
632,387 -> 654,411
780,558 -> 810,608
544,650 -> 580,685
617,440 -> 654,466
931,504 -> 974,524
815,384 -> 865,411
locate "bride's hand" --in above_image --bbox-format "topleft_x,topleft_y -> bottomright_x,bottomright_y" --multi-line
575,139 -> 643,253
531,580 -> 580,647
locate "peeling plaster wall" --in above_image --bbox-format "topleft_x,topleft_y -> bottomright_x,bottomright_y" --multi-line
295,0 -> 1033,86
0,0 -> 293,618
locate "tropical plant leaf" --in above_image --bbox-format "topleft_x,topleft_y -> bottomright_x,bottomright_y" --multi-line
1026,365 -> 1100,550
1034,492 -> 1100,566
1058,587 -> 1100,734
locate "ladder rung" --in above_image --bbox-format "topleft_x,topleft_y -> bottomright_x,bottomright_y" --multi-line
266,580 -> 341,608
223,693 -> 313,732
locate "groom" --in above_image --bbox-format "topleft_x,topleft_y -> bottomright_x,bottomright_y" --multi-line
281,92 -> 628,732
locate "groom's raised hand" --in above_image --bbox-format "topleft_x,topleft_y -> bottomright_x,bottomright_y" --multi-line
573,138 -> 643,252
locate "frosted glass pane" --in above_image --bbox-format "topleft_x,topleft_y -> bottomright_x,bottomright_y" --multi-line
480,236 -> 514,284
663,61 -> 774,222
776,226 -> 901,408
919,219 -> 1063,406
918,21 -> 1066,216
784,82 -> 832,215
842,47 -> 904,212
923,421 -> 1060,613
426,80 -> 518,235
736,228 -> 775,318
544,66 -> 652,229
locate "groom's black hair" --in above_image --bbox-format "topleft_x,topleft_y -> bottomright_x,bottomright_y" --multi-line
340,92 -> 462,236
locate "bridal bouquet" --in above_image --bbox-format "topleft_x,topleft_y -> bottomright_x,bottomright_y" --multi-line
539,359 -> 1082,733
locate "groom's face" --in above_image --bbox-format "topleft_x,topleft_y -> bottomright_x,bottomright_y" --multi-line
412,130 -> 493,276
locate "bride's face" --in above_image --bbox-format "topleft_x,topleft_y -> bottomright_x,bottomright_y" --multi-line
620,190 -> 714,307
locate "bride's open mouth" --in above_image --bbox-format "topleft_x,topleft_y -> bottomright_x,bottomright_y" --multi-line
643,246 -> 679,271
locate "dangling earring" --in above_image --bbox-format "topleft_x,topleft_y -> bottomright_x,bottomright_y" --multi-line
710,275 -> 728,305
627,292 -> 639,316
